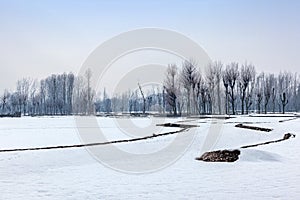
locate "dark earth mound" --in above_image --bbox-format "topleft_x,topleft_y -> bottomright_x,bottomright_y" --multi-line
196,149 -> 241,162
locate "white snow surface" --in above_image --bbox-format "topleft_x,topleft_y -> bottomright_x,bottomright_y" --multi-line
0,115 -> 300,199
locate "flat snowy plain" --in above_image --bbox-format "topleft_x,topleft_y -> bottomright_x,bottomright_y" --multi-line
0,115 -> 299,199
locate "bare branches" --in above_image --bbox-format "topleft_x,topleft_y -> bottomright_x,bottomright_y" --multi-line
1,59 -> 300,116
213,61 -> 223,114
16,78 -> 32,115
164,64 -> 179,116
224,62 -> 239,115
138,82 -> 146,114
85,68 -> 94,115
240,63 -> 256,114
264,74 -> 272,114
180,59 -> 198,115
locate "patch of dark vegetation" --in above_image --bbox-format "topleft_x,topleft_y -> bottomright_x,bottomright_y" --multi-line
196,149 -> 240,162
156,123 -> 198,128
0,112 -> 21,118
235,123 -> 273,132
241,133 -> 296,149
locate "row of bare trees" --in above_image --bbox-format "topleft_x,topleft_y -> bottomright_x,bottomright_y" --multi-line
164,60 -> 300,115
0,69 -> 95,116
1,62 -> 300,116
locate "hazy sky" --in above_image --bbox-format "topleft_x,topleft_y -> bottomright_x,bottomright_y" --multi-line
1,0 -> 300,93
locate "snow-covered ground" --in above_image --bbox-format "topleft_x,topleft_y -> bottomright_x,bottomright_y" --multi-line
0,115 -> 299,199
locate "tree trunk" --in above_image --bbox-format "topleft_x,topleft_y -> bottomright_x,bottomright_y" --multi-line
231,88 -> 235,115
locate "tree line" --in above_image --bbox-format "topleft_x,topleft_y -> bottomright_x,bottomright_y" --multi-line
1,61 -> 300,116
164,60 -> 299,115
0,69 -> 94,116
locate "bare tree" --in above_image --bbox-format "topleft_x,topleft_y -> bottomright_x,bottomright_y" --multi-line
277,72 -> 284,113
180,59 -> 198,115
120,91 -> 129,113
72,76 -> 86,115
270,74 -> 277,113
39,80 -> 46,115
29,79 -> 38,115
278,72 -> 292,113
138,82 -> 146,114
66,73 -> 74,114
264,74 -> 272,114
297,83 -> 300,112
255,73 -> 264,114
224,63 -> 239,115
1,90 -> 10,114
222,72 -> 229,115
257,93 -> 263,113
213,61 -> 223,114
16,78 -> 31,115
280,92 -> 288,114
245,78 -> 255,114
195,76 -> 209,115
206,64 -> 215,114
164,64 -> 179,116
9,92 -> 19,114
292,73 -> 298,112
239,63 -> 255,114
280,92 -> 289,114
202,83 -> 209,114
61,73 -> 67,114
85,68 -> 93,115
176,82 -> 185,116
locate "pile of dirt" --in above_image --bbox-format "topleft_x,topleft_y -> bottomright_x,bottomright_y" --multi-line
196,149 -> 241,162
283,133 -> 296,139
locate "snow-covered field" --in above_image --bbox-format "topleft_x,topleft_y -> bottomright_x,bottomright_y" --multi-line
0,115 -> 300,199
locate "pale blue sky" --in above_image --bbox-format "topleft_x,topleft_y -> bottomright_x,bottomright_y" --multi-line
1,0 -> 300,92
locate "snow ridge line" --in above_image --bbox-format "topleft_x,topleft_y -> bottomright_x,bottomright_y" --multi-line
235,123 -> 273,132
279,117 -> 298,123
240,133 -> 296,149
0,128 -> 189,153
